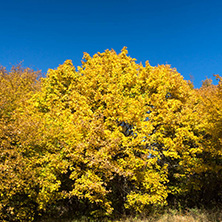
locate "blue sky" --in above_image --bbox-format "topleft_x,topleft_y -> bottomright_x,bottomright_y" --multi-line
1,0 -> 222,88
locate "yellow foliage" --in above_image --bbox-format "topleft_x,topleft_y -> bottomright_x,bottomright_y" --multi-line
1,49 -> 218,220
25,47 -> 204,216
0,65 -> 40,221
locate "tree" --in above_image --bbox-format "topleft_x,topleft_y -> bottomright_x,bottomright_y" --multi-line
24,48 -> 203,218
193,76 -> 222,206
0,65 -> 40,221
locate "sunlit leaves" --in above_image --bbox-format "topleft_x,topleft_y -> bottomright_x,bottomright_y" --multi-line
1,49 -> 221,221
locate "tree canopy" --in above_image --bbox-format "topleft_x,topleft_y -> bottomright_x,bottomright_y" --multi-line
0,48 -> 221,221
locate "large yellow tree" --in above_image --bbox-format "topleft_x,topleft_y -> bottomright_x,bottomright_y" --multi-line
24,48 -> 203,218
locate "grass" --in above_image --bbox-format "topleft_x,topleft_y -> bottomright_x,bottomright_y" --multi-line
117,208 -> 222,222
40,208 -> 222,222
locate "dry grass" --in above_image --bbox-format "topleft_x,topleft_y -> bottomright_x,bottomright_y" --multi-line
115,208 -> 222,222
40,208 -> 222,222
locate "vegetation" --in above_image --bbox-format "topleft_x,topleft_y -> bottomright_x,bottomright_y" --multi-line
0,48 -> 222,221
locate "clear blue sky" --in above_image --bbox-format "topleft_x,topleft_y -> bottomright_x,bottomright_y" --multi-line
1,0 -> 222,88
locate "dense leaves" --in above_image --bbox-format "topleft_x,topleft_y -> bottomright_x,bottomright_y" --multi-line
0,48 -> 221,221
0,65 -> 40,221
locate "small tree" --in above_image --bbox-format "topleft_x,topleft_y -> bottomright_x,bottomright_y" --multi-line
0,65 -> 40,221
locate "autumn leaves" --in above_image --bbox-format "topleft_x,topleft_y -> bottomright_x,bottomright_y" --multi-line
0,48 -> 221,221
